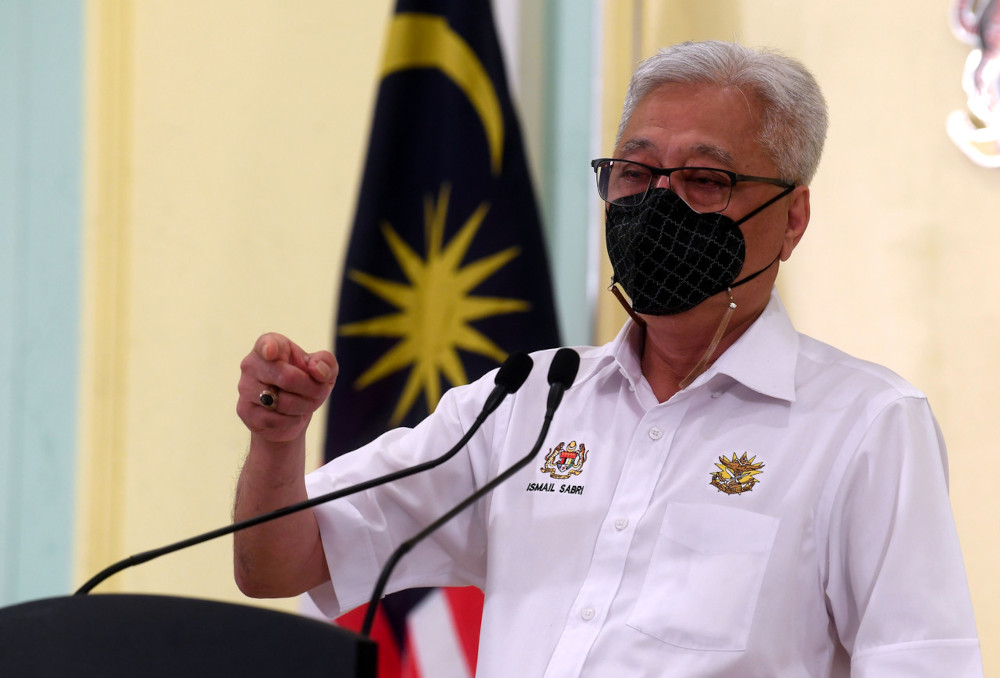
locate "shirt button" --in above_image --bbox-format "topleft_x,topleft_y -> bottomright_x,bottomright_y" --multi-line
615,518 -> 629,531
711,390 -> 723,399
649,426 -> 663,440
581,607 -> 596,621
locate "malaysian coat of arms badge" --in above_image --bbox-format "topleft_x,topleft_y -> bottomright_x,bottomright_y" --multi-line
541,440 -> 588,480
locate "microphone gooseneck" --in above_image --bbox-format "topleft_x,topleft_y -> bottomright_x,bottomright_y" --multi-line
74,353 -> 533,595
360,348 -> 580,637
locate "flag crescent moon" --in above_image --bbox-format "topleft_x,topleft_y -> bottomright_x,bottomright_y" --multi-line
381,13 -> 505,175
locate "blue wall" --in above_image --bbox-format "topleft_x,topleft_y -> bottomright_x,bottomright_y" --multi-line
542,0 -> 596,346
0,0 -> 83,605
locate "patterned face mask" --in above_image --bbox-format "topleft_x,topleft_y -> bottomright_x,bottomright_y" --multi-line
604,187 -> 791,315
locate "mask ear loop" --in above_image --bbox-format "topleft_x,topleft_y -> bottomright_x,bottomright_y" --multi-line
609,278 -> 647,329
678,288 -> 736,390
609,278 -> 735,390
675,188 -> 791,389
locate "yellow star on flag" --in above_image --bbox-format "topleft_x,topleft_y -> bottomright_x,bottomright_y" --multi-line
339,183 -> 530,425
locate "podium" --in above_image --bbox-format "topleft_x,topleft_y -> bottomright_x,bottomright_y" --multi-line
0,594 -> 377,677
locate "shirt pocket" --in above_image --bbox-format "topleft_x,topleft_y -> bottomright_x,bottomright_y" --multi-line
626,502 -> 779,651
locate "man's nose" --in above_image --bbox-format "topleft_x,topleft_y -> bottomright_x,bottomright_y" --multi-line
652,174 -> 671,190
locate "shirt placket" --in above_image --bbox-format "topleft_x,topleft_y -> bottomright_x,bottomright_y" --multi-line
542,393 -> 691,678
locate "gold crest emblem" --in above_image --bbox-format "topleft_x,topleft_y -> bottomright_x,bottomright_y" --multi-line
710,452 -> 764,495
541,440 -> 588,479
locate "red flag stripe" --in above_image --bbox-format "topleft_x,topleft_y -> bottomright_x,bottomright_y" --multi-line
442,587 -> 484,673
400,646 -> 421,678
336,604 -> 402,678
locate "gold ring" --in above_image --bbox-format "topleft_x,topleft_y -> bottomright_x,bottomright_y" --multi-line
259,389 -> 278,410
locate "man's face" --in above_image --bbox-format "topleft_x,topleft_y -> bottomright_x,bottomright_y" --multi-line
613,82 -> 809,305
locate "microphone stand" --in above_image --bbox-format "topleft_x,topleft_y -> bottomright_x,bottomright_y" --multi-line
75,353 -> 533,595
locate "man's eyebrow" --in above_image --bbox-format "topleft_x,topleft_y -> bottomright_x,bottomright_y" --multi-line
691,143 -> 735,168
616,139 -> 736,168
617,138 -> 655,155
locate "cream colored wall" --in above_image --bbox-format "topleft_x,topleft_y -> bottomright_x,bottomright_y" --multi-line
596,1 -> 999,673
79,0 -> 392,612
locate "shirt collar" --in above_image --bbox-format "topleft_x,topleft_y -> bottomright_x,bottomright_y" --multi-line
704,288 -> 799,401
608,288 -> 799,402
611,318 -> 646,392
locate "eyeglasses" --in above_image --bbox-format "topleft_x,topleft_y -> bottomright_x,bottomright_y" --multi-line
591,158 -> 794,213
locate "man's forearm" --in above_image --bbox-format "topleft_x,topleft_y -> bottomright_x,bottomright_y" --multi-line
232,435 -> 329,598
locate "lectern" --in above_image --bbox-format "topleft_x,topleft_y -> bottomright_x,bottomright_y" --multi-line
0,594 -> 376,677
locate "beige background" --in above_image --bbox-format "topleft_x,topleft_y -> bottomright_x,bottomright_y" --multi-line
78,0 -> 997,673
78,0 -> 392,606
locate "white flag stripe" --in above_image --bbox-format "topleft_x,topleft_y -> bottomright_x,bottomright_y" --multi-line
407,590 -> 473,678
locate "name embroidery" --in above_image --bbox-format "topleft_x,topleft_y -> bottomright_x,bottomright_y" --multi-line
525,482 -> 585,495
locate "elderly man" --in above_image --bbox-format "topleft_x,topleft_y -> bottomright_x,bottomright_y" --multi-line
234,41 -> 983,677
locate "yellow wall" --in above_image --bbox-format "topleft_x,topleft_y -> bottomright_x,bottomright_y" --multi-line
79,0 -> 392,612
597,1 -> 999,673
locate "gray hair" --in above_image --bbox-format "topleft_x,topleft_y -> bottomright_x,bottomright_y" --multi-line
617,41 -> 828,186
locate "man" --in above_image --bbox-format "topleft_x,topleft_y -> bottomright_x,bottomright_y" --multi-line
234,41 -> 983,676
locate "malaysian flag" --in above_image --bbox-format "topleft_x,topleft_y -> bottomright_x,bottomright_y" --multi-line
323,0 -> 560,675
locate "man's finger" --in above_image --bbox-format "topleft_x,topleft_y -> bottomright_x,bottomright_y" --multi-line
306,352 -> 338,384
255,333 -> 304,363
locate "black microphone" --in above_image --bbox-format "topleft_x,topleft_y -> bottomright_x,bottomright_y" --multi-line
74,352 -> 534,595
360,348 -> 580,636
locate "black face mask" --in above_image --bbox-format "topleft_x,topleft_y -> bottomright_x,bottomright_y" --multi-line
605,187 -> 793,315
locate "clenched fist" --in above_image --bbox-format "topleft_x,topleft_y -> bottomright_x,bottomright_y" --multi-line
236,333 -> 338,445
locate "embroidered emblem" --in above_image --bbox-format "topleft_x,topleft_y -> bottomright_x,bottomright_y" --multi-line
710,452 -> 764,495
541,440 -> 588,479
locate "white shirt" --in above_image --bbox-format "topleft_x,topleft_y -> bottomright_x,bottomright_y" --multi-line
306,289 -> 983,677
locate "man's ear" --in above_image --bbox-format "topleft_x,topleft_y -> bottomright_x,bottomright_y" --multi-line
780,185 -> 810,261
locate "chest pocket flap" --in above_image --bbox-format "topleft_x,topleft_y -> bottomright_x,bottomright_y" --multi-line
627,502 -> 779,651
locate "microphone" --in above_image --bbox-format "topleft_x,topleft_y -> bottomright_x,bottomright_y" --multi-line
360,348 -> 580,636
74,352 -> 534,595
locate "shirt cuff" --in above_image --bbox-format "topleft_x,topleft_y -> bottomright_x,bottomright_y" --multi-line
852,639 -> 983,677
303,473 -> 383,619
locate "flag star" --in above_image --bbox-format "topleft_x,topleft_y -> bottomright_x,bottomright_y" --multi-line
339,183 -> 530,424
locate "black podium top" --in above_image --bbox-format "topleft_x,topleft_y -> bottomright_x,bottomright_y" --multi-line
0,594 -> 376,678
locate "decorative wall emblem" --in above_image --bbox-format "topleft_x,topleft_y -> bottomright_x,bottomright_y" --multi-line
948,0 -> 1000,167
541,440 -> 588,479
710,453 -> 765,495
